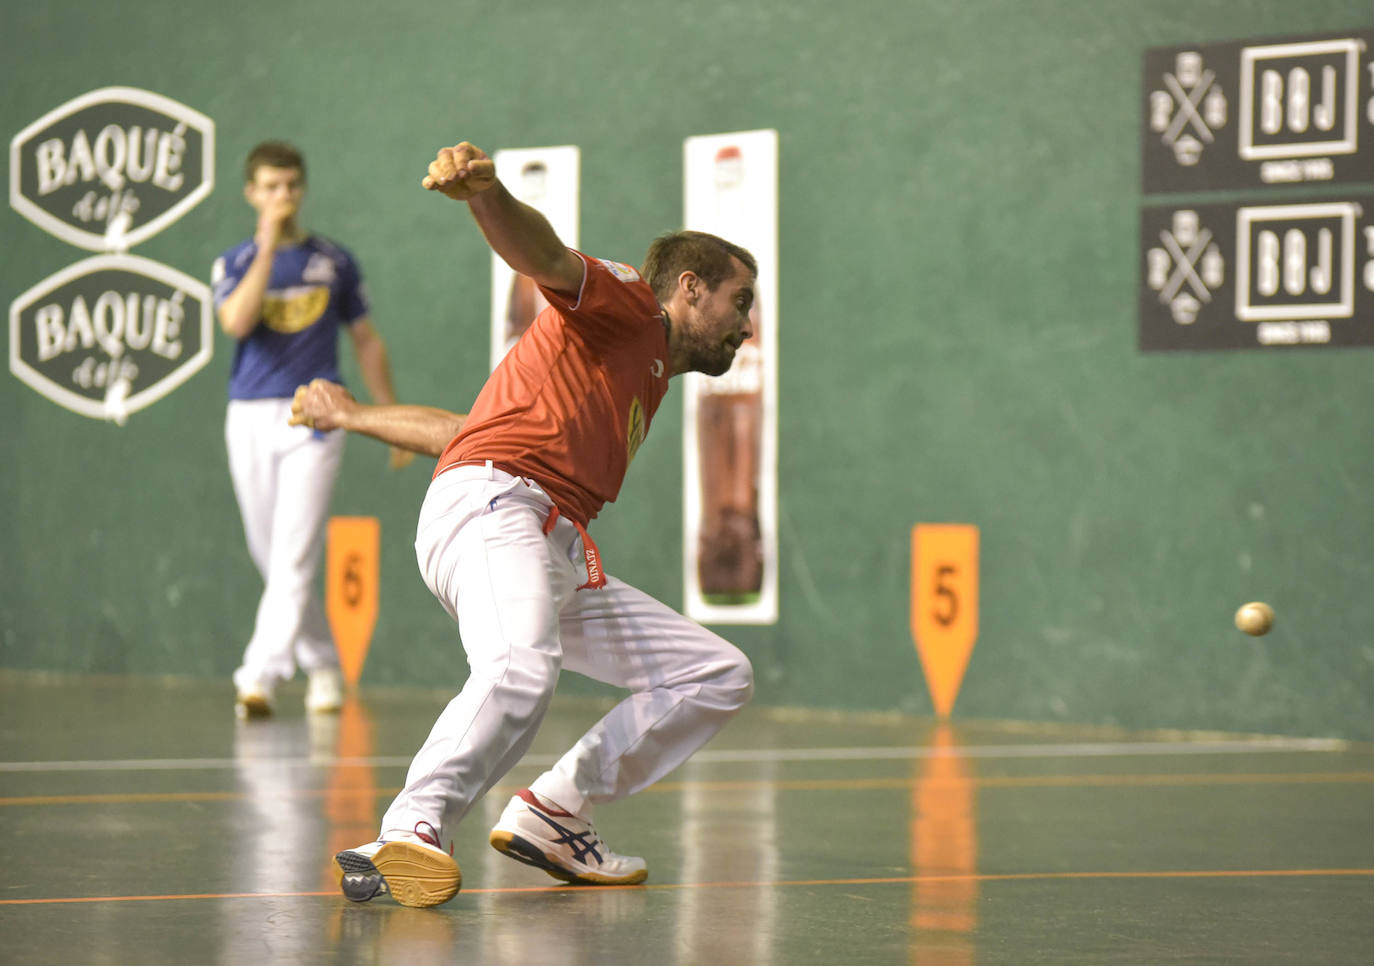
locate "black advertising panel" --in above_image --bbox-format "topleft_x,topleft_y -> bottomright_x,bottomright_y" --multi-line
8,87 -> 216,421
9,255 -> 212,421
1143,29 -> 1374,194
1139,195 -> 1374,351
9,87 -> 214,252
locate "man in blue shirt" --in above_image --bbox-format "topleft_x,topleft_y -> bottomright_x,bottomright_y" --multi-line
212,140 -> 407,718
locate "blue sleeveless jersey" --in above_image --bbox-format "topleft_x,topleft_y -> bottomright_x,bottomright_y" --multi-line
212,235 -> 370,400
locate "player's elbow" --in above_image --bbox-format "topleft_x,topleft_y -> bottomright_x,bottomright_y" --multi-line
351,327 -> 379,356
424,418 -> 463,458
345,322 -> 383,366
217,310 -> 253,339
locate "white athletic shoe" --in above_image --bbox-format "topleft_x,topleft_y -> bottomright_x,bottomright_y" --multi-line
332,822 -> 462,908
305,669 -> 344,714
489,789 -> 648,885
235,683 -> 274,719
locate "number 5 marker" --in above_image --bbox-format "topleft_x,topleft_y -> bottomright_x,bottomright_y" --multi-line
911,524 -> 980,718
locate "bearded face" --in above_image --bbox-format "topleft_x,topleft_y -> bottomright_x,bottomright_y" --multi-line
685,259 -> 755,377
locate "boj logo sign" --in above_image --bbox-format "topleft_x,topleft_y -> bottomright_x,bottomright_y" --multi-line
8,86 -> 214,422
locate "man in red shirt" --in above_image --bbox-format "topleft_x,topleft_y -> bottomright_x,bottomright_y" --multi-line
329,141 -> 758,908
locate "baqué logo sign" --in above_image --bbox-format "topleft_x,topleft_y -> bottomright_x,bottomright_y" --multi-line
9,86 -> 214,252
9,254 -> 212,424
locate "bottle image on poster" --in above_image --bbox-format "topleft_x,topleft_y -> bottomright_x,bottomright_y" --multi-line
683,130 -> 779,625
696,146 -> 764,602
489,147 -> 579,372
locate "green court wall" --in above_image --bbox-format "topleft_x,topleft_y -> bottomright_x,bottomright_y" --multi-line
3,1 -> 1372,740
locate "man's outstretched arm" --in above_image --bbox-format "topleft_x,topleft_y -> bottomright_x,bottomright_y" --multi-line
289,379 -> 467,458
421,141 -> 584,297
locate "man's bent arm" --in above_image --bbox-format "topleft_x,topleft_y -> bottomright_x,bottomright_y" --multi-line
466,182 -> 584,296
291,379 -> 466,458
217,244 -> 275,338
422,141 -> 583,296
218,198 -> 294,338
341,404 -> 467,458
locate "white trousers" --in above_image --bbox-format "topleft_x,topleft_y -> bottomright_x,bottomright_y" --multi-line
225,398 -> 345,691
381,463 -> 754,841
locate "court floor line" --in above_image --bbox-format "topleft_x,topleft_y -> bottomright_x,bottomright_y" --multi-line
4,771 -> 1372,807
3,868 -> 1371,906
0,737 -> 1353,773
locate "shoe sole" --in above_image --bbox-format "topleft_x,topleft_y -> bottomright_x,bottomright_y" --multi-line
331,843 -> 461,908
488,830 -> 648,886
236,695 -> 272,719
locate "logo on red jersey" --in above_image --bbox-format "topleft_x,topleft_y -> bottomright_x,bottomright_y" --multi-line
626,396 -> 646,464
596,258 -> 640,283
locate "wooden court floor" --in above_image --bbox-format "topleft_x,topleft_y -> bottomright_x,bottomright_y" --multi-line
1,669 -> 1371,964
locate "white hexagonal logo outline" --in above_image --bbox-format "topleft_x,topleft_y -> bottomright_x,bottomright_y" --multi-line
9,254 -> 213,423
9,86 -> 215,252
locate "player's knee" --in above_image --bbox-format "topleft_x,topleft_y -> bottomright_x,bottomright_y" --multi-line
482,653 -> 560,732
505,650 -> 562,697
712,646 -> 754,711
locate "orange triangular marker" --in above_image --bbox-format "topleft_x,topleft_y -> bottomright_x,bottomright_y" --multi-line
911,524 -> 980,717
326,516 -> 380,687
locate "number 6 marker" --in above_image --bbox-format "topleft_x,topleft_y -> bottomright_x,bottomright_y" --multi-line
326,516 -> 381,688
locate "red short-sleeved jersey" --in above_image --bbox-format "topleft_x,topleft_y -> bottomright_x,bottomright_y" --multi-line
435,252 -> 671,527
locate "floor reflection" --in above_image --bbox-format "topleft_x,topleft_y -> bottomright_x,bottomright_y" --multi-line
224,698 -> 383,964
321,698 -> 381,890
15,673 -> 1371,964
909,723 -> 978,965
328,899 -> 459,966
475,887 -> 649,965
675,756 -> 780,966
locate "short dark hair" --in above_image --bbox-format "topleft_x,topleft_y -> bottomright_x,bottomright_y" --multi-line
641,230 -> 757,302
244,141 -> 306,184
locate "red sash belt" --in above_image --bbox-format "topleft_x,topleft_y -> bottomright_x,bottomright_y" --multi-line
542,506 -> 606,590
444,460 -> 607,590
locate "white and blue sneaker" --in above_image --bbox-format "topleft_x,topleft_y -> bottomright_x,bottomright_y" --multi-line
332,822 -> 461,908
489,789 -> 648,885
